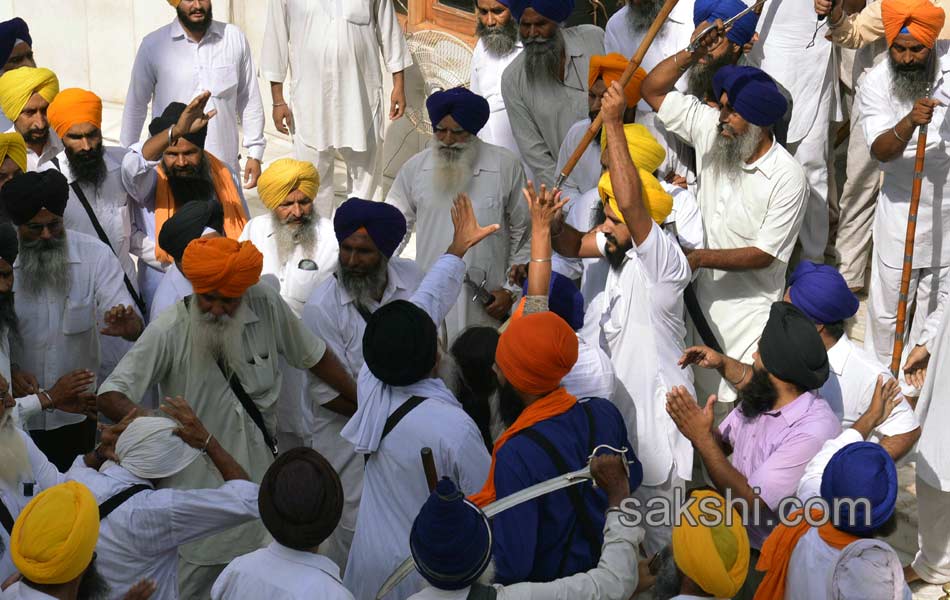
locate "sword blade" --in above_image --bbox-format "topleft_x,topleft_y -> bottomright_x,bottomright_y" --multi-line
686,0 -> 767,52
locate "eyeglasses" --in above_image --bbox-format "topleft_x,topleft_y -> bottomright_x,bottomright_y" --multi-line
23,219 -> 64,234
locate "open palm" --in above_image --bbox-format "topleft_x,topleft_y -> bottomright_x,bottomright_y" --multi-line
450,193 -> 500,253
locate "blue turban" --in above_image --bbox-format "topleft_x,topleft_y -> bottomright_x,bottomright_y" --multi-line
410,477 -> 492,590
521,271 -> 584,331
694,0 -> 759,46
0,18 -> 30,65
712,65 -> 788,127
788,261 -> 860,325
333,198 -> 407,259
821,442 -> 897,535
426,88 -> 490,136
507,0 -> 575,23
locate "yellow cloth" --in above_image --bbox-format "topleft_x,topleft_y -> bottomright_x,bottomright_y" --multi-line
0,66 -> 59,121
598,124 -> 672,224
47,88 -> 102,139
257,158 -> 320,210
10,481 -> 99,585
672,489 -> 750,598
588,53 -> 648,108
0,132 -> 27,172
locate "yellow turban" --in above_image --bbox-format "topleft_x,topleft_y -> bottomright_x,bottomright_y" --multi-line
257,158 -> 320,211
598,124 -> 672,224
10,481 -> 100,585
47,88 -> 103,139
672,490 -> 750,598
589,54 -> 648,108
0,66 -> 59,121
0,132 -> 27,172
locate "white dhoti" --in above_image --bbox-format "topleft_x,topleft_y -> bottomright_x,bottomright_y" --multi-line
914,476 -> 950,583
294,135 -> 381,219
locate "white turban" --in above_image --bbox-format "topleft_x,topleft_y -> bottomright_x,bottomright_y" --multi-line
829,539 -> 910,600
115,417 -> 201,480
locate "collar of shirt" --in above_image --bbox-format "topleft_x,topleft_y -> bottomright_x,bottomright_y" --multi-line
337,260 -> 413,307
761,390 -> 820,427
827,333 -> 854,377
100,463 -> 153,489
169,17 -> 225,43
739,135 -> 784,179
27,131 -> 63,161
266,542 -> 344,582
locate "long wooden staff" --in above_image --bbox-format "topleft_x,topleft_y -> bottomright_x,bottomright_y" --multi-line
553,0 -> 681,190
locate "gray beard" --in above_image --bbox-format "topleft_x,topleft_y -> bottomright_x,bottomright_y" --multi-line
477,18 -> 519,57
889,57 -> 933,104
188,298 -> 245,374
521,28 -> 566,86
270,212 -> 316,267
626,0 -> 663,32
0,410 -> 30,487
433,138 -> 479,197
18,234 -> 70,296
687,51 -> 737,101
705,124 -> 764,178
338,256 -> 389,313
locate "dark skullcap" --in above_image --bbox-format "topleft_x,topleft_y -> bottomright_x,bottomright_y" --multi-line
258,447 -> 344,551
410,477 -> 492,590
759,301 -> 830,390
0,222 -> 18,265
0,18 -> 30,66
788,261 -> 860,325
157,199 -> 225,264
426,88 -> 491,135
333,197 -> 407,259
520,271 -> 584,331
363,300 -> 438,386
821,442 -> 898,535
148,102 -> 207,149
1,170 -> 69,226
712,66 -> 788,127
508,0 -> 575,22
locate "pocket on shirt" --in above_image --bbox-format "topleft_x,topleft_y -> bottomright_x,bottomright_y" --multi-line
472,196 -> 502,228
342,2 -> 372,24
62,302 -> 95,335
724,200 -> 765,242
211,65 -> 239,98
239,351 -> 277,396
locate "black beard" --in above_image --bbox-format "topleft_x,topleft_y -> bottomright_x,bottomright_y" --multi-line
65,142 -> 107,187
889,55 -> 933,104
498,380 -> 525,428
162,155 -> 214,207
604,233 -> 630,271
0,290 -> 20,344
77,559 -> 110,600
738,367 -> 779,418
626,0 -> 663,31
177,4 -> 212,34
687,51 -> 737,102
476,18 -> 519,56
21,128 -> 48,147
521,29 -> 566,86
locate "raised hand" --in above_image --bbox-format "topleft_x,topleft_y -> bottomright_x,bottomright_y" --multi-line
600,81 -> 627,125
666,387 -> 715,444
101,305 -> 143,341
678,345 -> 725,371
447,193 -> 501,257
172,91 -> 218,139
690,18 -> 725,56
853,375 -> 903,438
160,396 -> 212,450
523,180 -> 569,230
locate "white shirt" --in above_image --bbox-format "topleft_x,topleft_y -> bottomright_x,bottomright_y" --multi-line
818,334 -> 919,441
407,512 -> 644,600
120,19 -> 265,171
388,142 -> 530,341
0,583 -> 57,599
470,38 -> 527,174
563,338 -> 616,401
13,231 -> 135,431
260,0 -> 412,153
916,287 -> 950,490
150,264 -> 193,322
601,221 -> 694,486
212,542 -> 353,600
23,131 -> 62,172
857,41 -> 950,269
66,462 -> 259,600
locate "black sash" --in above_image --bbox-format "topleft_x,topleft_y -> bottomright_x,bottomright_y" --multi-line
364,396 -> 426,464
99,484 -> 152,519
0,496 -> 13,534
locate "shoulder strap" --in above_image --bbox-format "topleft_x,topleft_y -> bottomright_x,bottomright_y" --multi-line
218,360 -> 279,457
98,484 -> 151,520
0,495 -> 14,534
466,583 -> 498,600
69,181 -> 148,316
364,396 -> 427,464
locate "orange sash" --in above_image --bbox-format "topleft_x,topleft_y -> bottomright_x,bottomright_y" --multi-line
754,508 -> 860,600
153,152 -> 248,264
469,387 -> 577,507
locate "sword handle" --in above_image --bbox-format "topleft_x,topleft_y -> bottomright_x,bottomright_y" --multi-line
421,447 -> 438,493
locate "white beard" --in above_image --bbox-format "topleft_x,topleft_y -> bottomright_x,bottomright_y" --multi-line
0,410 -> 30,487
188,299 -> 246,374
432,138 -> 479,197
270,212 -> 317,267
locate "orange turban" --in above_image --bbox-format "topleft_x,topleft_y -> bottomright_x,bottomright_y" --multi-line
181,237 -> 263,298
496,312 -> 578,394
167,0 -> 182,6
47,88 -> 102,139
882,0 -> 946,47
589,54 -> 648,108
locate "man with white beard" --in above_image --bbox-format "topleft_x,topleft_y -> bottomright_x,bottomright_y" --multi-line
388,88 -> 530,341
97,237 -> 357,598
239,158 -> 338,451
470,0 -> 529,176
501,0 -> 605,189
641,28 -> 808,410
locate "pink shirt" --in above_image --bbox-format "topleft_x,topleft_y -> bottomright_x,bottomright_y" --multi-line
719,391 -> 841,548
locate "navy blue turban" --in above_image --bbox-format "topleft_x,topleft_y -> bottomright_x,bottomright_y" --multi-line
712,65 -> 788,127
788,261 -> 860,325
426,88 -> 490,135
0,18 -> 31,65
148,102 -> 208,149
759,301 -> 829,390
521,271 -> 584,331
410,477 -> 492,590
821,442 -> 898,535
333,197 -> 407,259
506,0 -> 575,23
693,0 -> 759,46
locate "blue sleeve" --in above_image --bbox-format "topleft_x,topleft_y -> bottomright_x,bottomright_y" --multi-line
491,444 -> 539,585
593,399 -> 640,490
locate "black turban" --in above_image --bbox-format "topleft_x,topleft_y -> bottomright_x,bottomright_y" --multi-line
759,301 -> 830,390
158,199 -> 224,263
258,447 -> 344,551
363,300 -> 438,386
149,102 -> 208,149
0,222 -> 18,265
1,170 -> 69,226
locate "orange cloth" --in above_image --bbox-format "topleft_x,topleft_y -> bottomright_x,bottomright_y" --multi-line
588,54 -> 648,108
154,152 -> 248,264
469,386 -> 577,507
495,311 -> 578,395
47,88 -> 102,139
181,237 -> 264,297
882,0 -> 946,47
754,509 -> 861,600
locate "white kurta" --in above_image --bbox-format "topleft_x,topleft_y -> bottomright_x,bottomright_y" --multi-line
916,289 -> 950,491
388,142 -> 530,341
470,38 -> 527,174
260,0 -> 412,153
22,132 -> 62,172
213,543 -> 354,600
149,265 -> 193,322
